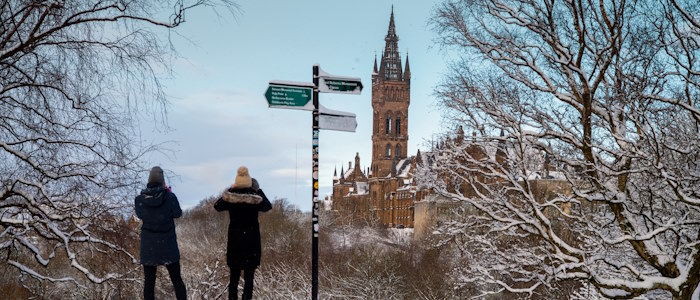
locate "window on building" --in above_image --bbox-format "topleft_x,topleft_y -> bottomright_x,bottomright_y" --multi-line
396,144 -> 401,158
385,117 -> 391,134
386,144 -> 391,157
395,118 -> 401,135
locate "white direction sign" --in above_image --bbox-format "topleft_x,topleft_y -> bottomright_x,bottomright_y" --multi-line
318,67 -> 363,95
319,105 -> 357,132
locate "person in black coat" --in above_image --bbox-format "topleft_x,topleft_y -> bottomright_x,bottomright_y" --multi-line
214,166 -> 272,300
134,166 -> 187,300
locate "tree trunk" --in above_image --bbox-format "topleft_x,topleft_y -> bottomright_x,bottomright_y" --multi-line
676,246 -> 700,300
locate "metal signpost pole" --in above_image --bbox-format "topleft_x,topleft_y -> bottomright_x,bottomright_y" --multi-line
311,65 -> 320,300
264,65 -> 360,300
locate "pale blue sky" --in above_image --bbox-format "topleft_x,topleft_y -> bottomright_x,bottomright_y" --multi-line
145,1 -> 451,211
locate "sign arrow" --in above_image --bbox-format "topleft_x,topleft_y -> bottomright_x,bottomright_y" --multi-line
318,67 -> 363,95
265,81 -> 315,110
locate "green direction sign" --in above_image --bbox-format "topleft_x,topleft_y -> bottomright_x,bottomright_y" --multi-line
318,67 -> 363,95
265,82 -> 313,110
319,77 -> 363,95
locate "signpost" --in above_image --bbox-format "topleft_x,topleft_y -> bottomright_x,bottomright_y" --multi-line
265,65 -> 362,300
311,66 -> 321,300
319,105 -> 357,132
265,81 -> 314,110
318,68 -> 363,94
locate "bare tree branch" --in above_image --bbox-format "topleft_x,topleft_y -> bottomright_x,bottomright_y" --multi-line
0,0 -> 238,293
423,0 -> 700,298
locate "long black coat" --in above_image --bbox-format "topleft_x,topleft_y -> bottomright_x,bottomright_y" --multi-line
214,187 -> 272,269
134,186 -> 183,266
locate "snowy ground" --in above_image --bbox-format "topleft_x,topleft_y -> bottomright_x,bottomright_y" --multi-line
328,226 -> 414,249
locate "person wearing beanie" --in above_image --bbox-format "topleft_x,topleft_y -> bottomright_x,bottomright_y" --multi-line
214,166 -> 272,300
234,166 -> 253,189
135,166 -> 187,300
148,166 -> 164,186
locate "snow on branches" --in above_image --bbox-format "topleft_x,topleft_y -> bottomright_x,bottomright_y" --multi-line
0,0 -> 236,293
423,0 -> 700,299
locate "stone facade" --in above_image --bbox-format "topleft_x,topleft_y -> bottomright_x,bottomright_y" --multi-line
370,7 -> 410,178
332,153 -> 371,223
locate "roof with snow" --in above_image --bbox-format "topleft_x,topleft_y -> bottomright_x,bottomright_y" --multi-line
397,157 -> 412,178
343,167 -> 354,179
354,182 -> 369,195
379,157 -> 414,179
523,170 -> 567,181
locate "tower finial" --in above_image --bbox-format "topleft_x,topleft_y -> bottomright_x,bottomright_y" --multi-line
373,53 -> 378,74
388,5 -> 396,36
382,7 -> 401,80
403,51 -> 410,80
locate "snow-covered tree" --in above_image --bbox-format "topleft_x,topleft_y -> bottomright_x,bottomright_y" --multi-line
421,0 -> 700,299
0,0 -> 236,292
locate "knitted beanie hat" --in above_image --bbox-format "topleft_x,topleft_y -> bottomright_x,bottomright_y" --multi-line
233,166 -> 252,189
148,166 -> 164,185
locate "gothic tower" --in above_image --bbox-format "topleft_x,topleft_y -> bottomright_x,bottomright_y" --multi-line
371,7 -> 411,178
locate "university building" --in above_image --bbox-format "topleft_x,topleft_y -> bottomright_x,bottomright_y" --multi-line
331,8 -> 428,228
329,8 -> 567,233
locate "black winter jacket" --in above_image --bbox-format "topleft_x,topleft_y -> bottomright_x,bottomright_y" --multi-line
134,186 -> 183,266
214,187 -> 272,269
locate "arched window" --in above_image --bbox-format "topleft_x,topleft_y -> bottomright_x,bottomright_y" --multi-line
395,117 -> 401,136
385,144 -> 391,157
395,144 -> 401,158
385,115 -> 391,134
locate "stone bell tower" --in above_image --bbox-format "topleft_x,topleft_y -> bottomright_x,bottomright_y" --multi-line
370,6 -> 410,178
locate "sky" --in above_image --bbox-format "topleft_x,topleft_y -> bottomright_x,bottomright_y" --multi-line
144,0 -> 450,211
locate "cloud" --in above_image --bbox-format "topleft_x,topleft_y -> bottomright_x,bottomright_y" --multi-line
173,161 -> 232,188
268,168 -> 304,179
172,90 -> 260,127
